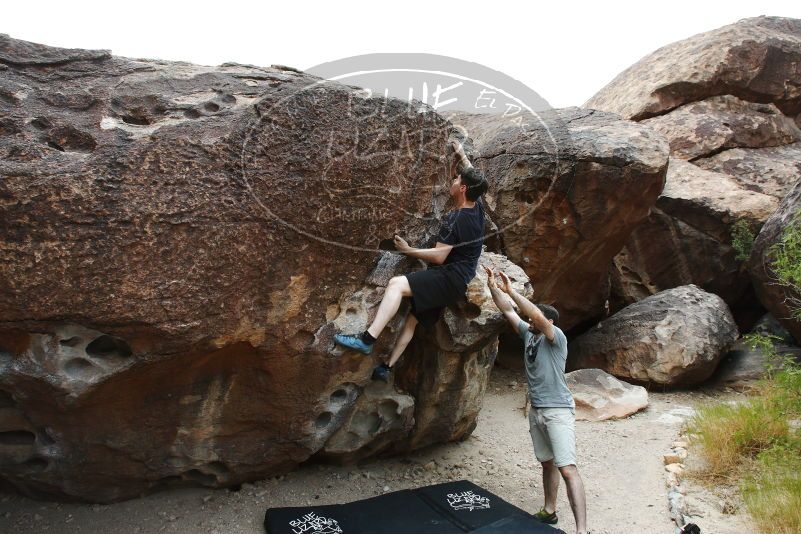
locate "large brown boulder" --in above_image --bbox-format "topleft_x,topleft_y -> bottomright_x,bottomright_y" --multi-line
452,108 -> 669,331
585,16 -> 801,120
640,95 -> 801,161
568,285 -> 739,387
749,179 -> 801,342
0,34 -> 525,502
693,143 -> 801,199
589,17 -> 801,328
610,159 -> 777,318
320,252 -> 532,460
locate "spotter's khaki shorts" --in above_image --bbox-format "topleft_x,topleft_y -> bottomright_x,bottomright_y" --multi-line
528,406 -> 577,467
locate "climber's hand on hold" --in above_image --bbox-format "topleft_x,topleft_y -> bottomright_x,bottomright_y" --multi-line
393,234 -> 410,253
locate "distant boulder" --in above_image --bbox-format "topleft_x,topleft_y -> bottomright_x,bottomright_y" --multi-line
569,285 -> 739,386
566,368 -> 648,421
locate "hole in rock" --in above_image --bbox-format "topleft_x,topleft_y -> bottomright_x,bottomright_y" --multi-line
0,430 -> 36,446
0,390 -> 16,408
204,102 -> 220,112
378,238 -> 397,251
184,108 -> 201,119
184,469 -> 217,485
330,389 -> 348,404
60,336 -> 81,347
49,126 -> 97,152
121,115 -> 150,126
30,117 -> 51,130
315,411 -> 333,429
86,335 -> 132,359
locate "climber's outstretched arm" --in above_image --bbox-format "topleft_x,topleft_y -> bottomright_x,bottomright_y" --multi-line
450,140 -> 473,176
500,271 -> 555,343
485,266 -> 522,331
393,235 -> 452,265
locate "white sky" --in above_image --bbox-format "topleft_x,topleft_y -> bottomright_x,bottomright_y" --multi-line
4,0 -> 801,109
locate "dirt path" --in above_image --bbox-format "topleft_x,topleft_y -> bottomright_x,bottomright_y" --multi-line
0,368 -> 751,533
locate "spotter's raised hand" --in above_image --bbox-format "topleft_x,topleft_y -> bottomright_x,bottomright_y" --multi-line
483,266 -> 498,289
498,271 -> 513,294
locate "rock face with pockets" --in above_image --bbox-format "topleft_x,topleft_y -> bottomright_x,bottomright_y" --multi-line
586,17 -> 801,328
568,285 -> 739,387
0,34 -> 527,502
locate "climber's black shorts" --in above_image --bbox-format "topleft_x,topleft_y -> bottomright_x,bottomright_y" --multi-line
404,267 -> 467,328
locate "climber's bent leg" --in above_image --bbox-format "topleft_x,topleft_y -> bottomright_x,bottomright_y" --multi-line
366,276 -> 412,340
387,313 -> 418,367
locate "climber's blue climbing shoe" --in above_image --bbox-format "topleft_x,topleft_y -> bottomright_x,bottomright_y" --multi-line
333,333 -> 374,355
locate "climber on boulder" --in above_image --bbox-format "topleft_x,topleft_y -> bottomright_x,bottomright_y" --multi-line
334,139 -> 488,382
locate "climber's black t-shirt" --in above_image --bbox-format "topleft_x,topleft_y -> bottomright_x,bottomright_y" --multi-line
436,198 -> 486,286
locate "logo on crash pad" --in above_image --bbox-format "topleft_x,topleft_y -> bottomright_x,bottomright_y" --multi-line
446,490 -> 491,511
289,511 -> 343,534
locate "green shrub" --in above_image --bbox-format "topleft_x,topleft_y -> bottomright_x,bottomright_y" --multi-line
731,219 -> 755,262
769,209 -> 801,320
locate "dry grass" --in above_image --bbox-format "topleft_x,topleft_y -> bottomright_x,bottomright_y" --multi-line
687,361 -> 801,533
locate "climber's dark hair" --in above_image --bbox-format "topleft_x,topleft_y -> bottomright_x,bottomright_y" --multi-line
536,304 -> 559,325
459,166 -> 489,201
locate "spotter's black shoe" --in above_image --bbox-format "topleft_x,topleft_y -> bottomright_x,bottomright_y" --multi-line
372,363 -> 392,382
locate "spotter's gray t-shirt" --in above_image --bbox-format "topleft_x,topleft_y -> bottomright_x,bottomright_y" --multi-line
518,320 -> 574,409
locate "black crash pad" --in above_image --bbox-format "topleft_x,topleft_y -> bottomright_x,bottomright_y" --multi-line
264,480 -> 564,533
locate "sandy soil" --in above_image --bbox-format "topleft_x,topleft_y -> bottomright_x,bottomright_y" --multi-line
0,368 -> 752,534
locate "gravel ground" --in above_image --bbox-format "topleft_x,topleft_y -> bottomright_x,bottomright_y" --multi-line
0,368 -> 751,534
